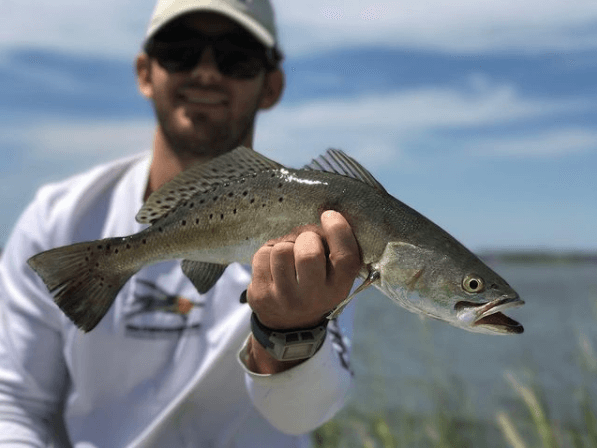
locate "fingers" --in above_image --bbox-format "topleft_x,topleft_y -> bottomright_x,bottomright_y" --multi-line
247,210 -> 361,330
294,231 -> 327,292
320,210 -> 361,285
270,242 -> 297,296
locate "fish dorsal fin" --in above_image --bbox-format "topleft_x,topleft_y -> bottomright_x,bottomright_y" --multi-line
136,146 -> 284,224
303,149 -> 387,193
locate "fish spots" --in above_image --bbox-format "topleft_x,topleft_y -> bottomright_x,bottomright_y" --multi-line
220,214 -> 224,220
189,202 -> 194,209
195,218 -> 200,225
126,244 -> 131,249
142,239 -> 147,245
181,220 -> 187,226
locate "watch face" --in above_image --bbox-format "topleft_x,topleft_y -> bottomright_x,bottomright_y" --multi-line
250,312 -> 327,361
280,342 -> 318,360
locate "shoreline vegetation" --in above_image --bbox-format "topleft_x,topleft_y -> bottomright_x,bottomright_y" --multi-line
313,338 -> 597,448
313,366 -> 597,448
479,250 -> 597,265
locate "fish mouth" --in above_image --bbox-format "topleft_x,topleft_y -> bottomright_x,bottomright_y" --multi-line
455,295 -> 525,334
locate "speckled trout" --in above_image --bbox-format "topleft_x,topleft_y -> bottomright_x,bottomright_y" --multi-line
28,147 -> 524,333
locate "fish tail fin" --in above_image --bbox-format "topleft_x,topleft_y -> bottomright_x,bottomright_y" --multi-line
27,239 -> 140,332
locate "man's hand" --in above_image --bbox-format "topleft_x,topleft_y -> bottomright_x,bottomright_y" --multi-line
245,210 -> 361,373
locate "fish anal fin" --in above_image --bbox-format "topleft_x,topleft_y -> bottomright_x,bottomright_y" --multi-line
181,260 -> 228,294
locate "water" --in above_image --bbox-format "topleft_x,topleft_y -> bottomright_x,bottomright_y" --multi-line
346,260 -> 597,425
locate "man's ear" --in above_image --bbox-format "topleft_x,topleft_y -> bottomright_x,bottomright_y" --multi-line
259,69 -> 285,110
136,53 -> 154,100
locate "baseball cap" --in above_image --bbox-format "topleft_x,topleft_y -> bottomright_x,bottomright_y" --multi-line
146,0 -> 278,49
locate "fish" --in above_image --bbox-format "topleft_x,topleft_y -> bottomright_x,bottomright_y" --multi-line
27,147 -> 524,334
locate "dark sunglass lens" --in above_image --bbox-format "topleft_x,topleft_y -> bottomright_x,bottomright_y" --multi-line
153,44 -> 204,72
149,35 -> 270,78
217,51 -> 264,78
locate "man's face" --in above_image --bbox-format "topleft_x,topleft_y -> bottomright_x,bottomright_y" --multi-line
137,12 -> 283,160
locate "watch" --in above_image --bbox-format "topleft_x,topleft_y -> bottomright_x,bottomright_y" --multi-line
250,312 -> 328,361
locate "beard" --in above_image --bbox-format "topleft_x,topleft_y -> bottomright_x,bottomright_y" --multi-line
154,95 -> 260,160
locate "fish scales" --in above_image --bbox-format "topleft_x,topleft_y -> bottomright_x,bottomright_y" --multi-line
129,169 -> 380,262
28,147 -> 525,334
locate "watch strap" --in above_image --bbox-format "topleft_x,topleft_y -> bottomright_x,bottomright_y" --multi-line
250,312 -> 328,361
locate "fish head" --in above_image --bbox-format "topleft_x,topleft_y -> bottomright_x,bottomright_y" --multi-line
374,241 -> 524,335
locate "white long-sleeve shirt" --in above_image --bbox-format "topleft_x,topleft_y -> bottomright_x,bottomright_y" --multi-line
0,153 -> 354,447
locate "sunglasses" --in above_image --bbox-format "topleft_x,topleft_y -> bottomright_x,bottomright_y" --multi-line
146,33 -> 277,79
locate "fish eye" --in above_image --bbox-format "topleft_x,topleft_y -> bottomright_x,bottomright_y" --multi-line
462,274 -> 485,293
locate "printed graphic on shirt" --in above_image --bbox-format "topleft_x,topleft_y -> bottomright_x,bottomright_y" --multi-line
328,319 -> 352,374
124,279 -> 205,338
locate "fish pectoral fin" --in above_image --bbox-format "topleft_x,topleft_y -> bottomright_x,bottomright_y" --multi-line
181,261 -> 228,294
327,267 -> 380,320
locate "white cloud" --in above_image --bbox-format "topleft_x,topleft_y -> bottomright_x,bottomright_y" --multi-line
1,0 -> 597,58
473,128 -> 597,157
277,0 -> 597,55
256,81 -> 588,167
11,118 -> 155,166
3,80 -> 589,170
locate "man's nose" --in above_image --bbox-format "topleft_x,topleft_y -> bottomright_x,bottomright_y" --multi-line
190,46 -> 223,83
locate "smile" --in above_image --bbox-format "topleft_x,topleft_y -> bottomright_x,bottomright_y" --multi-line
179,89 -> 228,106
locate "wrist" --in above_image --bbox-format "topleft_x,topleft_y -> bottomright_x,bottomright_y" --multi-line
250,311 -> 328,362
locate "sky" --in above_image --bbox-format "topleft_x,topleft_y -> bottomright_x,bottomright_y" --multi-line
1,0 -> 596,251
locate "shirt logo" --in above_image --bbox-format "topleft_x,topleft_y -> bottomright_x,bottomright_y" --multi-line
124,279 -> 205,338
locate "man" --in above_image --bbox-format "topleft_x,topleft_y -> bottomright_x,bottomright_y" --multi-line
0,0 -> 361,446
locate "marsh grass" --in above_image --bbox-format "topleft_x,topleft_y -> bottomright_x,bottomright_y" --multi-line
313,295 -> 597,448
